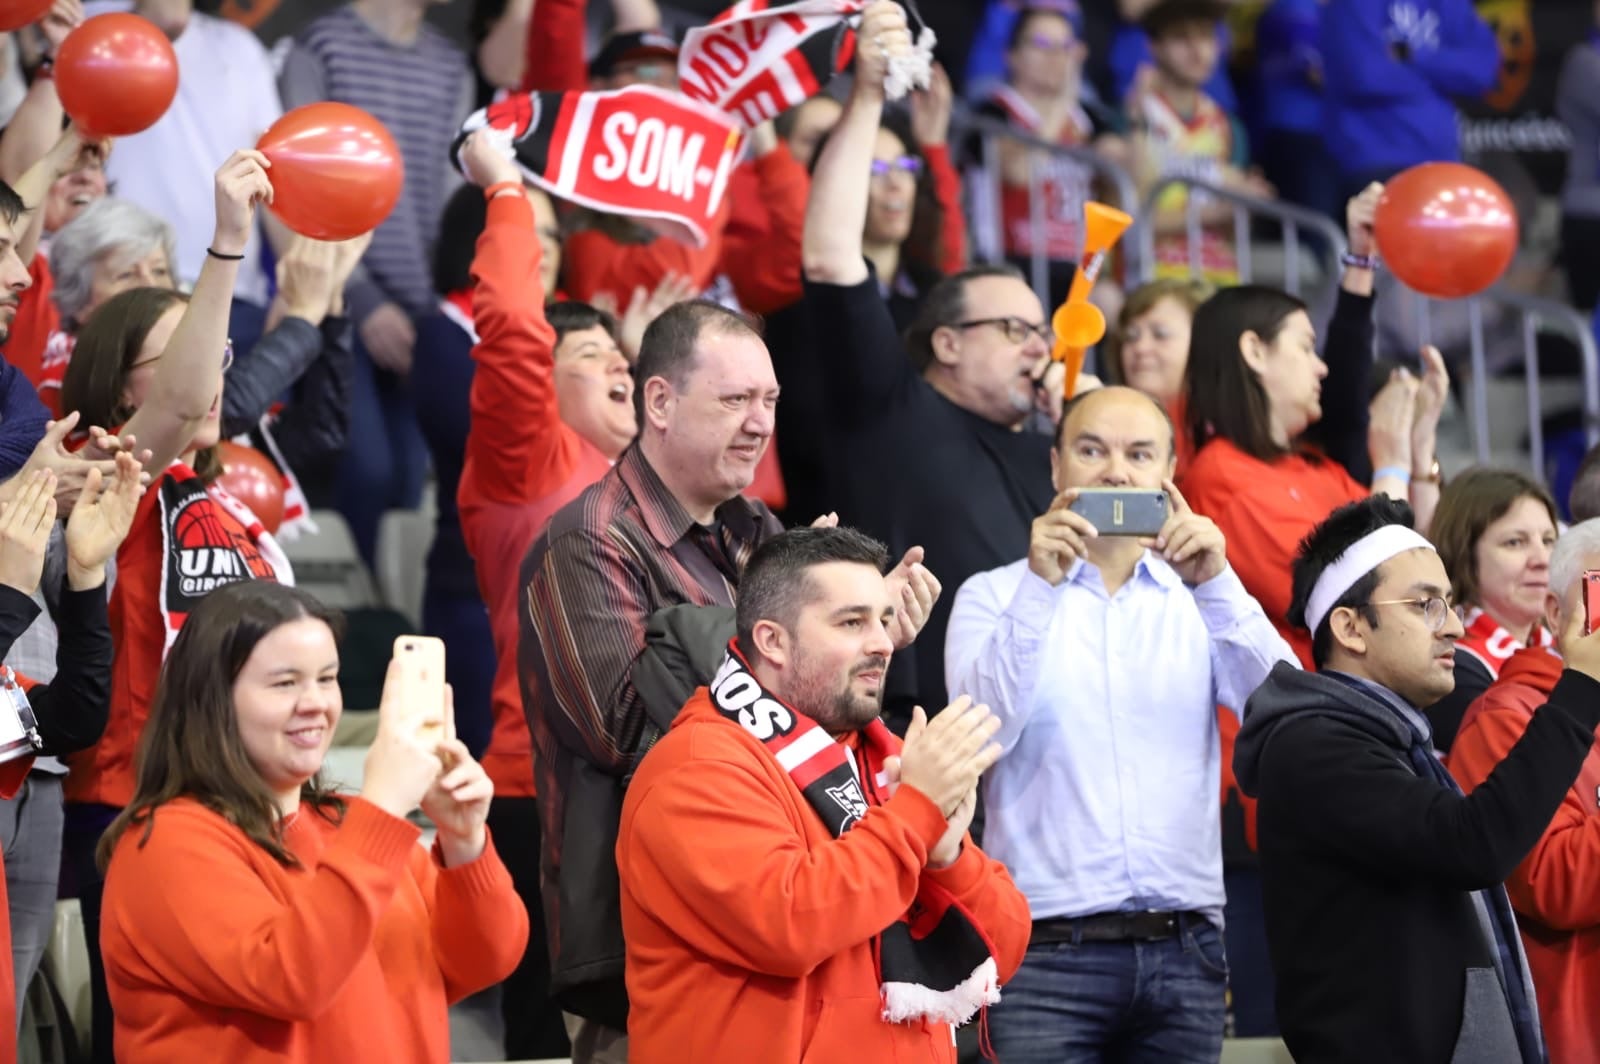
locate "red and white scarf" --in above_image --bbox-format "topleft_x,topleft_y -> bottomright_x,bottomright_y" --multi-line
454,86 -> 744,248
230,416 -> 314,541
1457,606 -> 1554,680
156,460 -> 292,656
707,644 -> 1002,1027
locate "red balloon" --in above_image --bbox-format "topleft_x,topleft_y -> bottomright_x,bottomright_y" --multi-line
256,103 -> 405,240
0,0 -> 53,33
215,441 -> 285,536
1373,162 -> 1518,300
55,13 -> 179,138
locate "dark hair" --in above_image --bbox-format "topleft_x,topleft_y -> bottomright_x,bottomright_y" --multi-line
97,582 -> 348,872
773,92 -> 842,145
547,301 -> 620,349
1184,285 -> 1310,461
1289,495 -> 1416,668
634,300 -> 763,423
1571,442 -> 1600,523
61,286 -> 223,481
1429,468 -> 1557,608
1053,385 -> 1176,459
904,262 -> 1030,373
0,180 -> 24,228
807,108 -> 945,293
1142,0 -> 1227,39
432,183 -> 490,295
736,526 -> 891,658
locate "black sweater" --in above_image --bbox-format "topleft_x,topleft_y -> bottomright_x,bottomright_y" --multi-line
0,581 -> 112,756
801,271 -> 1055,720
1236,663 -> 1600,1062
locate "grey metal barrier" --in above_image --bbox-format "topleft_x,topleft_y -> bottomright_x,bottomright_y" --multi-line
955,113 -> 1143,305
1402,287 -> 1600,475
1135,176 -> 1348,315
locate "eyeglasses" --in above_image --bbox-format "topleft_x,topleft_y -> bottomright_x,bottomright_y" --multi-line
869,156 -> 924,181
952,317 -> 1053,346
1366,596 -> 1454,633
129,338 -> 234,374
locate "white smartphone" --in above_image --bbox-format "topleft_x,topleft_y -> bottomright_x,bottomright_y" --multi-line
389,635 -> 449,742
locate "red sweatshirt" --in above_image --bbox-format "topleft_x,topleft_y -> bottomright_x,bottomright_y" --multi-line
459,193 -> 614,798
1448,646 -> 1600,1064
99,797 -> 527,1063
619,688 -> 1031,1062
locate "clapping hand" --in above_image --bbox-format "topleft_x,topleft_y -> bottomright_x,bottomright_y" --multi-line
884,546 -> 941,650
0,471 -> 55,596
64,451 -> 144,590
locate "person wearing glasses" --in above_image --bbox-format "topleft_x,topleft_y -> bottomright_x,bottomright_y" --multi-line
1235,494 -> 1600,1064
49,151 -> 302,1064
945,385 -> 1294,1061
803,0 -> 1061,735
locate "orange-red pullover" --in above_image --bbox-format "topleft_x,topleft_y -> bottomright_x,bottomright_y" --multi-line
1449,646 -> 1600,1064
100,797 -> 527,1063
618,687 -> 1031,1062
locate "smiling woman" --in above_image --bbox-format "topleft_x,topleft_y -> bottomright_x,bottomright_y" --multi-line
95,581 -> 527,1064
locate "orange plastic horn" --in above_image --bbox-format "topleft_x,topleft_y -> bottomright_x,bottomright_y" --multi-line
1050,201 -> 1135,400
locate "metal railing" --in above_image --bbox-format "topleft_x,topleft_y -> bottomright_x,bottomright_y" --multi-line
1403,288 -> 1600,475
1135,176 -> 1347,313
955,114 -> 1144,303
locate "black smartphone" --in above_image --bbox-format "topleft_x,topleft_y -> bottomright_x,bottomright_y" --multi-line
1068,488 -> 1169,537
1584,570 -> 1600,635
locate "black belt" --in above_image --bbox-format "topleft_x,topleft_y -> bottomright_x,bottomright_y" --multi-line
1031,910 -> 1206,945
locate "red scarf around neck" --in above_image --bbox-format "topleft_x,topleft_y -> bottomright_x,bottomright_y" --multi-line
1457,606 -> 1553,680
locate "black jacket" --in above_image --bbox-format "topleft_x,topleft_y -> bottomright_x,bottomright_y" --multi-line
1235,663 -> 1600,1063
0,581 -> 112,756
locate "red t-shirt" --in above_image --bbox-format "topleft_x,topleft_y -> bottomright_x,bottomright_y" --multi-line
1179,437 -> 1368,667
7,253 -> 60,392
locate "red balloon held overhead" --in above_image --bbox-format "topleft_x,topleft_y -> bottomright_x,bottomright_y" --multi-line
1373,162 -> 1518,301
0,0 -> 53,33
55,13 -> 178,137
215,441 -> 285,536
256,103 -> 405,241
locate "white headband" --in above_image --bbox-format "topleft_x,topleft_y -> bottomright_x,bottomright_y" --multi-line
1304,524 -> 1435,635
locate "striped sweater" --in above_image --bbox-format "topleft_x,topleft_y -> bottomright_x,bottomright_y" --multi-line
279,6 -> 473,323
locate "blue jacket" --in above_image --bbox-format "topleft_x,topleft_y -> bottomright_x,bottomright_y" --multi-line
1256,0 -> 1324,135
1320,0 -> 1500,173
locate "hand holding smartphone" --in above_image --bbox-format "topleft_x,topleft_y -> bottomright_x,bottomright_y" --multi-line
387,636 -> 450,744
1584,571 -> 1600,636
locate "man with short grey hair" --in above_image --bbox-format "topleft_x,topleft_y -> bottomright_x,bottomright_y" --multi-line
1450,517 -> 1600,1064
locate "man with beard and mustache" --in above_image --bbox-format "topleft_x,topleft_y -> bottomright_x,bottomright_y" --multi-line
616,525 -> 1030,1062
945,386 -> 1293,1061
1235,495 -> 1600,1063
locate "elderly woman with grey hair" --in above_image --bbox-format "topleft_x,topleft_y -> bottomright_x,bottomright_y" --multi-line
37,197 -> 362,497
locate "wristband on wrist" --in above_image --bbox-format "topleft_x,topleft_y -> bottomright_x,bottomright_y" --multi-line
1373,465 -> 1412,487
1341,252 -> 1379,271
483,180 -> 524,201
206,247 -> 246,261
29,55 -> 53,82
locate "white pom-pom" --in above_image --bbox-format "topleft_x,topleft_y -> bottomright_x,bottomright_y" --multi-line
882,26 -> 937,101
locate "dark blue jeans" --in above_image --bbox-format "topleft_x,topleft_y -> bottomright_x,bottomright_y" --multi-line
990,920 -> 1227,1064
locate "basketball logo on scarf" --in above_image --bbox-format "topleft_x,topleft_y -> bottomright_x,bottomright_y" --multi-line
678,0 -> 865,128
455,85 -> 743,247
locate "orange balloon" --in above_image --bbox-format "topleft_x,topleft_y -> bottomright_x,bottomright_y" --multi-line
55,14 -> 178,137
256,102 -> 405,240
1374,162 -> 1518,300
0,0 -> 52,33
215,441 -> 285,535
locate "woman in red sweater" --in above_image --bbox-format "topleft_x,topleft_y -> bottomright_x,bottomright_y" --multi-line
97,580 -> 526,1063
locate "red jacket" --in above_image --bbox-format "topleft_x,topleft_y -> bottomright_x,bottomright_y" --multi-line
458,193 -> 614,798
1448,646 -> 1600,1064
618,687 -> 1031,1062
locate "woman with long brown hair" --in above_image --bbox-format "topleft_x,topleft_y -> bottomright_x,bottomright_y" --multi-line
54,149 -> 296,1064
98,581 -> 525,1062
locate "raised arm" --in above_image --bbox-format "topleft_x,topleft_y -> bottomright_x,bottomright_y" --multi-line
801,1 -> 909,287
1304,185 -> 1379,480
458,131 -> 582,503
521,0 -> 589,92
122,151 -> 273,471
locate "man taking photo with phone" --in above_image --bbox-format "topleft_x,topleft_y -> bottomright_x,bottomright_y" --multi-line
944,385 -> 1295,1061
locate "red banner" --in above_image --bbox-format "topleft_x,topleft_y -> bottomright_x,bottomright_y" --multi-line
457,86 -> 744,248
678,0 -> 864,129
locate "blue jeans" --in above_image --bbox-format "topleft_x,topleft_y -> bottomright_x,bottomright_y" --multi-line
990,920 -> 1227,1064
333,329 -> 429,568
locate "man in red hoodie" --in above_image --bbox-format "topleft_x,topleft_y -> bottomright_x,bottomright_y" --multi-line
618,525 -> 1031,1062
1450,517 -> 1600,1064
